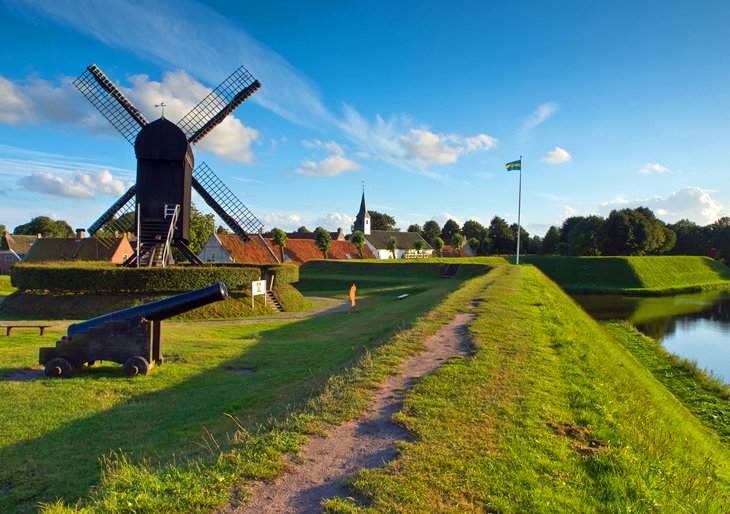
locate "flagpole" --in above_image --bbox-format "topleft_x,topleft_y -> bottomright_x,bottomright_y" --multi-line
516,155 -> 522,265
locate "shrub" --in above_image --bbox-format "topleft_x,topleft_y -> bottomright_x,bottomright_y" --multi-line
11,263 -> 263,293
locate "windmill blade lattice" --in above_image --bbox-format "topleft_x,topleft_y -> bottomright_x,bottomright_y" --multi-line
192,163 -> 263,241
73,64 -> 148,145
177,66 -> 261,145
87,185 -> 137,244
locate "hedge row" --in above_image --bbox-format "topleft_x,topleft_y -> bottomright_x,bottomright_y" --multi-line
10,263 -> 297,293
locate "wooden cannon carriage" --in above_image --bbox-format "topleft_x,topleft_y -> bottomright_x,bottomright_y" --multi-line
40,282 -> 228,377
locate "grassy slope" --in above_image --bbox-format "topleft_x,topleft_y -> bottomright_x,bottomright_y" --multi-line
522,255 -> 730,294
0,264 -> 474,513
0,275 -> 16,298
330,265 -> 730,512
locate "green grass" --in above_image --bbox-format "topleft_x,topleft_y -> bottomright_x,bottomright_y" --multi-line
522,255 -> 730,294
0,275 -> 16,296
0,265 -> 476,513
328,265 -> 730,512
605,321 -> 730,443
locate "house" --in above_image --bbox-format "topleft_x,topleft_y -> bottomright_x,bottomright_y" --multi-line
353,190 -> 432,259
0,231 -> 38,275
198,233 -> 374,265
441,242 -> 477,258
23,230 -> 133,264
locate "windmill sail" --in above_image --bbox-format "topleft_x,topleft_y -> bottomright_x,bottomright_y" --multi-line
87,185 -> 137,237
73,64 -> 148,145
192,163 -> 263,241
177,66 -> 261,145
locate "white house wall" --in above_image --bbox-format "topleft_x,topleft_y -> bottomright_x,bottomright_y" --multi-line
198,235 -> 233,263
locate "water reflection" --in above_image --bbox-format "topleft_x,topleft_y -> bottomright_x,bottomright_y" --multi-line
572,291 -> 730,383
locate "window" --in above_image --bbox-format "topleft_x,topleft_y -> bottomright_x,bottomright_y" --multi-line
4,255 -> 12,262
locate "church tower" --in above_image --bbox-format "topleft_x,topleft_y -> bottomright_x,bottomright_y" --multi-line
354,186 -> 371,235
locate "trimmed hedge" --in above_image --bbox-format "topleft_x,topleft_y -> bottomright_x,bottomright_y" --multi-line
10,263 -> 263,293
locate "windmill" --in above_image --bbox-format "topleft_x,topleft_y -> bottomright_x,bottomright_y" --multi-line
74,63 -> 264,266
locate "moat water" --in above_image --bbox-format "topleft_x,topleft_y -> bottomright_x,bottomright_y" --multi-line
572,291 -> 730,383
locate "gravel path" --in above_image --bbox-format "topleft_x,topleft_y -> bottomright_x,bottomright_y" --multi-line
222,310 -> 475,514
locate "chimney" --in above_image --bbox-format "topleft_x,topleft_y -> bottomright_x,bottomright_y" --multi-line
336,228 -> 345,240
3,230 -> 9,238
76,228 -> 86,240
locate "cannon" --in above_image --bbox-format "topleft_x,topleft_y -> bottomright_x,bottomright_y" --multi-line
40,282 -> 228,377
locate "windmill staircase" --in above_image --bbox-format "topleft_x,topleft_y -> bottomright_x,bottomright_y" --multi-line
124,205 -> 180,267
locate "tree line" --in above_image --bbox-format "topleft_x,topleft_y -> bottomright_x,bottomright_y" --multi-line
401,207 -> 730,262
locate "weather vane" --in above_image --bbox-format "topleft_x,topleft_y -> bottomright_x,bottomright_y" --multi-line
155,102 -> 167,118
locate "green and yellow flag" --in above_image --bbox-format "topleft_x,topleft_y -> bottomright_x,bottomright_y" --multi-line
505,159 -> 521,172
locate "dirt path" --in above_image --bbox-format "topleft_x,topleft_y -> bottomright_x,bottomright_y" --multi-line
222,310 -> 475,514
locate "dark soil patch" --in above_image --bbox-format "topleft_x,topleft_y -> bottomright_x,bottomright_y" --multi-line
546,421 -> 608,457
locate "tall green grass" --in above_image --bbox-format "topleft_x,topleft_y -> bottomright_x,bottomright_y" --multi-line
329,265 -> 730,512
523,255 -> 730,294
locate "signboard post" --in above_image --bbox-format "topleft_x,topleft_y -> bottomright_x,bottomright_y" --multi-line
251,279 -> 267,309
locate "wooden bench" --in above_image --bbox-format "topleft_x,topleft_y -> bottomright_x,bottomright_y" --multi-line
1,325 -> 52,336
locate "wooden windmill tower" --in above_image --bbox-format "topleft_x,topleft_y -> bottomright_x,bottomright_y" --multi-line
74,64 -> 264,266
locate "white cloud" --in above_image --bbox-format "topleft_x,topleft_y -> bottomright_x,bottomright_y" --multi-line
399,130 -> 463,164
18,169 -> 130,199
599,187 -> 726,225
563,205 -> 578,218
296,155 -> 360,177
520,102 -> 558,133
464,134 -> 498,152
431,212 -> 463,227
123,71 -> 259,163
259,212 -> 302,231
315,212 -> 354,230
639,162 -> 669,174
0,75 -> 34,124
541,146 -> 572,164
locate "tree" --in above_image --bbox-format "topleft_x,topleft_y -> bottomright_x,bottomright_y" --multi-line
296,226 -> 311,233
422,220 -> 441,244
314,226 -> 332,258
187,205 -> 215,255
468,237 -> 480,254
670,219 -> 707,255
488,216 -> 514,254
351,230 -> 366,257
369,210 -> 397,231
598,207 -> 675,256
271,227 -> 287,261
451,233 -> 465,256
542,226 -> 561,255
441,219 -> 460,242
461,220 -> 486,241
216,225 -> 229,234
433,236 -> 445,257
14,216 -> 73,238
407,224 -> 422,235
565,215 -> 604,256
387,236 -> 399,258
413,238 -> 427,253
708,217 -> 730,262
0,224 -> 5,235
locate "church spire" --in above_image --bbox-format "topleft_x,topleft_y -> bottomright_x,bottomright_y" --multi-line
354,182 -> 371,235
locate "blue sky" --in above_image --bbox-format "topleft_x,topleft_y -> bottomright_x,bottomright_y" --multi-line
1,0 -> 729,237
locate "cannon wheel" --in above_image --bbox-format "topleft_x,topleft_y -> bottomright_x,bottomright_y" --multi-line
123,356 -> 150,376
45,357 -> 75,378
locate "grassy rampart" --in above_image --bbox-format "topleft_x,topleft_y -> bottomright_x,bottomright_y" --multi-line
521,255 -> 730,294
329,265 -> 730,512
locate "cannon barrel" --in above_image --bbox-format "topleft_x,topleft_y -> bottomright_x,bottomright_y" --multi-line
67,282 -> 228,337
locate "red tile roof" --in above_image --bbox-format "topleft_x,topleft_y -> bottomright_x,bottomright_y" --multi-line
217,234 -> 278,264
217,234 -> 373,265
